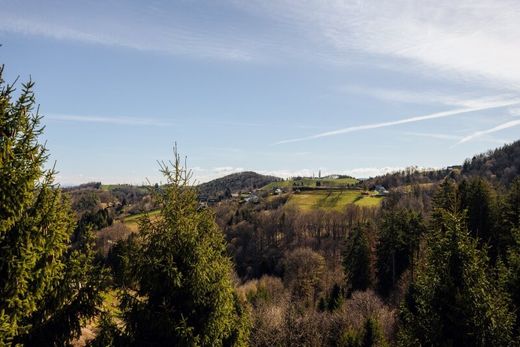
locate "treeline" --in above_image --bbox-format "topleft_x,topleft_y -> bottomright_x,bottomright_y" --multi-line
462,139 -> 520,186
364,139 -> 520,190
363,166 -> 451,189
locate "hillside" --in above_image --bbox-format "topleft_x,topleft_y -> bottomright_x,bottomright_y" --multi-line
462,139 -> 520,186
364,139 -> 520,189
196,171 -> 281,198
284,189 -> 381,211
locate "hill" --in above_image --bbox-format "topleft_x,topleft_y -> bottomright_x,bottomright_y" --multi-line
196,171 -> 281,198
462,139 -> 520,186
364,139 -> 520,189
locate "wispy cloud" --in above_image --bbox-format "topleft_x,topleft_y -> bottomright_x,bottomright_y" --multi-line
340,86 -> 516,108
405,131 -> 507,144
5,0 -> 520,87
47,114 -> 174,127
457,119 -> 520,144
404,132 -> 462,141
0,1 -> 257,61
240,0 -> 520,88
276,98 -> 520,144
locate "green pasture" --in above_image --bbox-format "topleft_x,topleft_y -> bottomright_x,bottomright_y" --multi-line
285,190 -> 381,211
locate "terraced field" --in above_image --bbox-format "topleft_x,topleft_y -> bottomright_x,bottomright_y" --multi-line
285,190 -> 382,211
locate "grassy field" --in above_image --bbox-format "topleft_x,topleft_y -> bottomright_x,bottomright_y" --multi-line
122,209 -> 161,232
285,190 -> 381,211
262,177 -> 358,190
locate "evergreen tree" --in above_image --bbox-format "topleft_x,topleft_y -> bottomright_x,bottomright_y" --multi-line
327,283 -> 343,311
361,317 -> 387,347
398,210 -> 514,346
117,147 -> 249,346
343,224 -> 372,294
376,209 -> 425,297
504,227 -> 520,337
458,178 -> 499,260
432,178 -> 458,213
505,177 -> 520,230
0,65 -> 105,344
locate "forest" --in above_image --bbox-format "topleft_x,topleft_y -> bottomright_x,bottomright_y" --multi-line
1,65 -> 520,347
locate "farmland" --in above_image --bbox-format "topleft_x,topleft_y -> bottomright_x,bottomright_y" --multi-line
122,209 -> 161,231
284,190 -> 382,211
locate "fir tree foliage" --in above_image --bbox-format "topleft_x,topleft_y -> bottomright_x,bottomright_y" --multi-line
118,146 -> 249,346
398,209 -> 514,346
343,224 -> 372,294
458,178 -> 499,260
0,65 -> 104,345
376,209 -> 425,297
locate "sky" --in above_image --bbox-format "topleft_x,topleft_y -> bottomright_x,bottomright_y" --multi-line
1,0 -> 520,185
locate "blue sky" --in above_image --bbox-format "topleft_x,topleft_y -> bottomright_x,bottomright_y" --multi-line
1,0 -> 520,185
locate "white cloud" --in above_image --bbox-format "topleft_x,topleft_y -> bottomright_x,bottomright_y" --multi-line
5,0 -> 520,87
0,2 -> 256,61
457,119 -> 520,144
276,98 -> 520,144
340,86 -> 516,108
404,132 -> 461,141
240,0 -> 520,88
404,131 -> 507,144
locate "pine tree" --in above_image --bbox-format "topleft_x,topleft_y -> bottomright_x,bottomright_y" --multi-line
0,65 -> 105,344
398,210 -> 514,346
343,224 -> 372,294
118,147 -> 249,346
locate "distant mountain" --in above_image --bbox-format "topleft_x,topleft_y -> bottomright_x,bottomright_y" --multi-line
462,139 -> 520,186
197,171 -> 282,199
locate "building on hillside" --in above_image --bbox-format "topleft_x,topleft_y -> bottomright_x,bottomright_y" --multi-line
374,185 -> 389,195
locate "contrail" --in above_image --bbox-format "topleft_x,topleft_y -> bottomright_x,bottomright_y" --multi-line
457,119 -> 520,144
275,99 -> 520,145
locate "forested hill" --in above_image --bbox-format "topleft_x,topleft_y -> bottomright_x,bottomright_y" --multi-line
462,139 -> 520,186
196,171 -> 281,198
365,139 -> 520,188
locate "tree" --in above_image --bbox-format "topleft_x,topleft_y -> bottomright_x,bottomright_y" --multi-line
398,210 -> 514,346
376,209 -> 425,297
458,178 -> 498,260
503,227 -> 520,337
282,247 -> 325,306
343,224 -> 372,294
117,147 -> 249,346
0,65 -> 105,344
504,177 -> 520,230
361,317 -> 387,347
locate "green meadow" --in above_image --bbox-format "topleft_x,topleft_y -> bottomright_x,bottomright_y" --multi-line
285,190 -> 382,211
